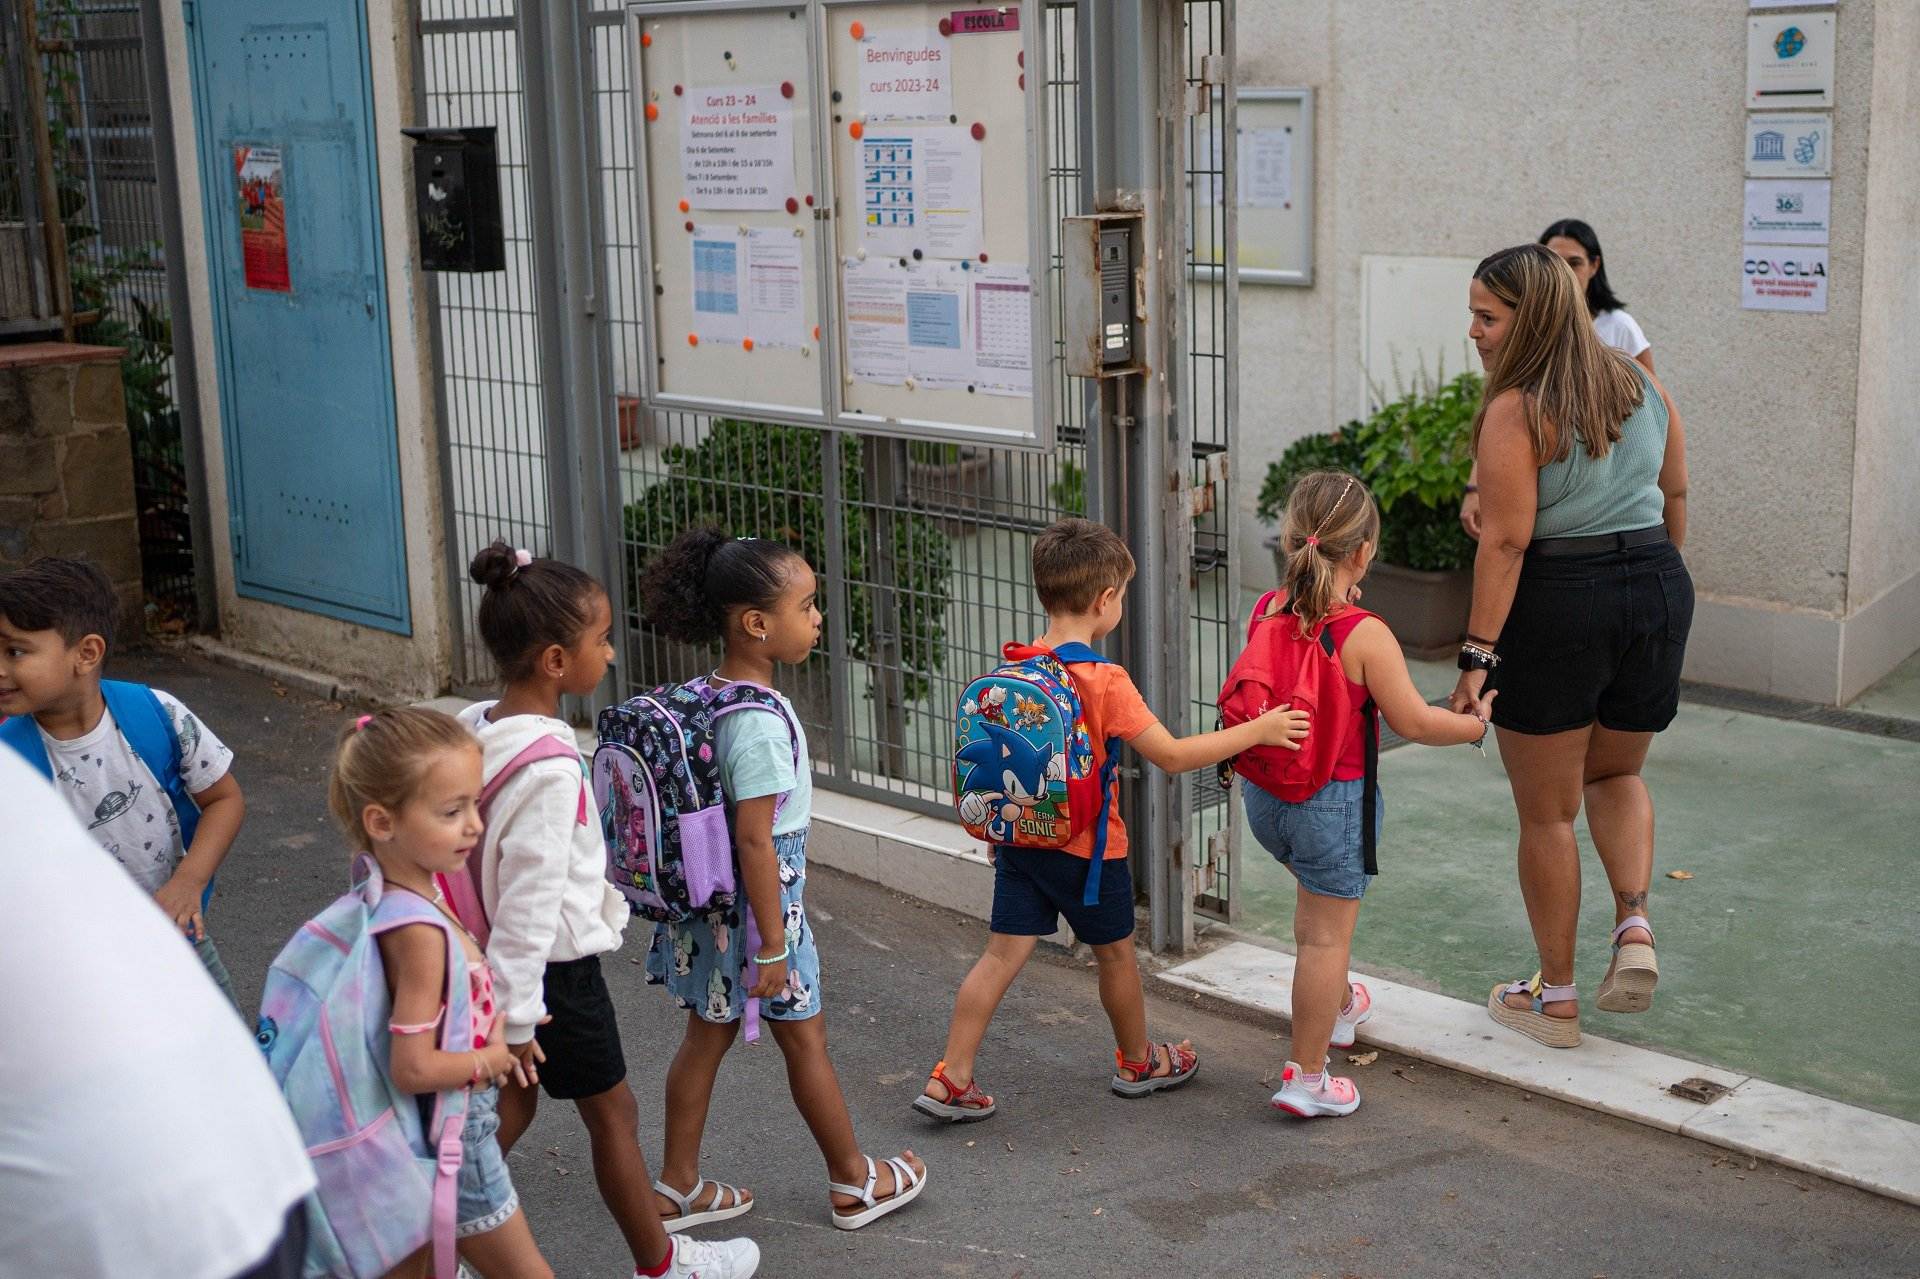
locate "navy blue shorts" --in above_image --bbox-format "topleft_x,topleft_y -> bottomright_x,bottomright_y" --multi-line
989,846 -> 1136,945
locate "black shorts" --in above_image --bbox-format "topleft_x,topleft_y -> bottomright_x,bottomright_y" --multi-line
989,846 -> 1136,946
536,955 -> 627,1100
1489,536 -> 1694,736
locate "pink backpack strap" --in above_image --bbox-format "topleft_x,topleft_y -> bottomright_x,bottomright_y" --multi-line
431,1116 -> 463,1278
441,736 -> 589,947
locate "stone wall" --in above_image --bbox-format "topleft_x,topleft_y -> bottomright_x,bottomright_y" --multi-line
0,343 -> 143,628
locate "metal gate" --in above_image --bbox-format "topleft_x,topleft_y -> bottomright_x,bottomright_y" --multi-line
414,0 -> 1239,943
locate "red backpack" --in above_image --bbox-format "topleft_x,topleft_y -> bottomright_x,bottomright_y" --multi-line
1218,590 -> 1381,873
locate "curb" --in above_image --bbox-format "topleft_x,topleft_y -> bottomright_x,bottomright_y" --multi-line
187,637 -> 370,706
1155,941 -> 1920,1207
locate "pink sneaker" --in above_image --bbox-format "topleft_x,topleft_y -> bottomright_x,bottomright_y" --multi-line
1270,1061 -> 1361,1117
1329,981 -> 1373,1050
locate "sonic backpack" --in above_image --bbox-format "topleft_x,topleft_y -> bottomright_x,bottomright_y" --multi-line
952,642 -> 1120,907
256,855 -> 473,1279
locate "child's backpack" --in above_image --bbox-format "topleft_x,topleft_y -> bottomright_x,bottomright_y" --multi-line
434,731 -> 589,948
1,680 -> 215,914
591,680 -> 798,924
1218,590 -> 1381,873
952,642 -> 1120,907
256,855 -> 473,1279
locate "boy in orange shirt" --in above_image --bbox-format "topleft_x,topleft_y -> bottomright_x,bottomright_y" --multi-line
916,519 -> 1309,1119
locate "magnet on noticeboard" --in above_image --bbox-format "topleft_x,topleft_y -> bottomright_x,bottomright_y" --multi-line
678,199 -> 690,213
648,88 -> 659,103
831,90 -> 842,103
911,248 -> 923,260
1018,74 -> 1025,90
654,283 -> 664,296
673,84 -> 683,96
979,253 -> 989,263
849,21 -> 864,39
898,257 -> 908,267
801,345 -> 810,358
855,248 -> 866,262
687,332 -> 698,346
813,325 -> 821,341
645,103 -> 660,121
904,376 -> 917,391
786,197 -> 799,214
939,18 -> 953,36
805,194 -> 815,206
971,122 -> 986,141
949,114 -> 958,124
793,226 -> 803,238
849,121 -> 864,139
641,32 -> 652,48
1018,50 -> 1024,67
737,224 -> 749,235
684,220 -> 694,232
723,49 -> 733,60
960,259 -> 971,270
742,338 -> 754,352
781,81 -> 794,98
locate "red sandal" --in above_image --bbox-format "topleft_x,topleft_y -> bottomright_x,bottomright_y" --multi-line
911,1060 -> 997,1122
1111,1040 -> 1199,1098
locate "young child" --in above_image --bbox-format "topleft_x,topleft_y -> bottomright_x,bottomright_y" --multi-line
326,707 -> 553,1277
1250,472 -> 1494,1118
917,518 -> 1311,1122
635,527 -> 929,1232
460,542 -> 758,1279
0,556 -> 245,1007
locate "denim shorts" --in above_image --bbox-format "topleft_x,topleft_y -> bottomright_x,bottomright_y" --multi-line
456,1086 -> 519,1237
1242,777 -> 1384,900
989,846 -> 1136,946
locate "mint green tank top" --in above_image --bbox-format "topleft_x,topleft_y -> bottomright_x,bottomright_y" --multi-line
1533,366 -> 1668,540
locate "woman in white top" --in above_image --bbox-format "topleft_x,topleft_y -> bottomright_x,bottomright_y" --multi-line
1463,219 -> 1653,536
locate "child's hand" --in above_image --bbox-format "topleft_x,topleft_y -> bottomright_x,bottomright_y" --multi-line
153,872 -> 209,941
1471,688 -> 1498,721
1255,702 -> 1310,750
478,1040 -> 516,1086
507,1015 -> 550,1087
749,953 -> 788,1000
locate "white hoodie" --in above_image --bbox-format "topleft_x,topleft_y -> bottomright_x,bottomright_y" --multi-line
458,701 -> 630,1045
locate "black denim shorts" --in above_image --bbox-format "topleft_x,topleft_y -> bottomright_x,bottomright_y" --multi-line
1489,536 -> 1694,736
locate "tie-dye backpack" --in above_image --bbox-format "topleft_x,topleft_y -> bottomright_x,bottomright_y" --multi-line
256,854 -> 473,1279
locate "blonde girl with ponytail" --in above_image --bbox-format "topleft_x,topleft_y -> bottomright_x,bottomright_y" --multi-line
1245,471 -> 1496,1118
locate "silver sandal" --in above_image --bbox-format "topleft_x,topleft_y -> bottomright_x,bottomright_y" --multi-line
829,1154 -> 927,1231
652,1176 -> 754,1229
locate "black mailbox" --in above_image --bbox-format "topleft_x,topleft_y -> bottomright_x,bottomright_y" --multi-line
401,126 -> 505,272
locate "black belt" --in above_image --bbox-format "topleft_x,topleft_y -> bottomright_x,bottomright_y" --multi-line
1529,524 -> 1668,558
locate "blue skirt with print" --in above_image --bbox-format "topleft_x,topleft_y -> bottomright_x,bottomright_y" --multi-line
645,828 -> 821,1023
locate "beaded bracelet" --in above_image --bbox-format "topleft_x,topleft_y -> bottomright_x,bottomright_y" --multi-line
752,946 -> 791,966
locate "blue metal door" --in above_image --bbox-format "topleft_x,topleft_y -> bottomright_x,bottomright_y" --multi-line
186,0 -> 410,632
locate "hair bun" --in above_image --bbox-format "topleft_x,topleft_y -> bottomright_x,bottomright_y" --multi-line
469,539 -> 520,590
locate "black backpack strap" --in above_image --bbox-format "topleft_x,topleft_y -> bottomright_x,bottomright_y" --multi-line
1360,695 -> 1379,876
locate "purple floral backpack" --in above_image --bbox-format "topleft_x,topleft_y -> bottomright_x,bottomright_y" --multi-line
256,855 -> 473,1279
591,678 -> 797,924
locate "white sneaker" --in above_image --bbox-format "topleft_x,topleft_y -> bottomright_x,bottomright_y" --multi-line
1329,980 -> 1373,1050
659,1233 -> 760,1279
1270,1060 -> 1361,1118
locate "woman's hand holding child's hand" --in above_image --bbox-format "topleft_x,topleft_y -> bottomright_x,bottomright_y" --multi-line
749,952 -> 789,1000
1257,703 -> 1311,751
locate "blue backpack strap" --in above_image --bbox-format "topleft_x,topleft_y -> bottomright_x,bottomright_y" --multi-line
1047,641 -> 1111,666
0,713 -> 53,778
102,680 -> 211,910
1043,643 -> 1118,907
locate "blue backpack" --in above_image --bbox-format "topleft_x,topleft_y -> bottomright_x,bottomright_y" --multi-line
256,855 -> 473,1279
1,680 -> 214,913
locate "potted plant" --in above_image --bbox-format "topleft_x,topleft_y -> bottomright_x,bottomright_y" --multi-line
1259,371 -> 1479,659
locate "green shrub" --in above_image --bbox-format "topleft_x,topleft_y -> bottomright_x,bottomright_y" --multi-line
1258,371 -> 1480,573
622,419 -> 954,701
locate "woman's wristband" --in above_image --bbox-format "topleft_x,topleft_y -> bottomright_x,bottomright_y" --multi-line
1463,484 -> 1478,494
752,946 -> 790,966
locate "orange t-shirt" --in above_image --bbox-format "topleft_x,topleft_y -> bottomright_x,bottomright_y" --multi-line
1058,660 -> 1160,860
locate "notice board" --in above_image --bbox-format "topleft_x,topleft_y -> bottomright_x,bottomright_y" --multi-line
626,0 -> 1049,448
1193,87 -> 1314,286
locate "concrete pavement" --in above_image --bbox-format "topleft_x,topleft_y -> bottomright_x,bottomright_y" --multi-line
116,647 -> 1919,1278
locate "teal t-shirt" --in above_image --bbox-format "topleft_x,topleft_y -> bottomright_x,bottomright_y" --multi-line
715,693 -> 810,836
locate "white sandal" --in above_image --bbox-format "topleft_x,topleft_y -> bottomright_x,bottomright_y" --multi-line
652,1176 -> 755,1229
829,1154 -> 928,1231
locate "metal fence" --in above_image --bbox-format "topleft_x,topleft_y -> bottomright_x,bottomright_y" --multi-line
16,0 -> 200,623
414,0 -> 1240,930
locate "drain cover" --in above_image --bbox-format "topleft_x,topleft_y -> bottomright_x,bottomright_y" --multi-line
1669,1077 -> 1733,1104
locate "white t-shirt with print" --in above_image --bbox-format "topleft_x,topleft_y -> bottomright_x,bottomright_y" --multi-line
38,688 -> 234,892
1593,308 -> 1650,358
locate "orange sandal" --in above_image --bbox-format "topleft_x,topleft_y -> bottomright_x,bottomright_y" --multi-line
912,1060 -> 997,1122
1111,1040 -> 1199,1098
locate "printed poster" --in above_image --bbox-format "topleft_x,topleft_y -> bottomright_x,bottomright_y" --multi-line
860,128 -> 982,259
233,145 -> 290,293
1743,179 -> 1830,246
1746,13 -> 1835,108
858,27 -> 952,123
971,265 -> 1031,398
1239,127 -> 1294,209
904,260 -> 972,390
681,85 -> 794,211
690,231 -> 746,343
744,227 -> 809,348
1741,245 -> 1828,313
842,256 -> 908,384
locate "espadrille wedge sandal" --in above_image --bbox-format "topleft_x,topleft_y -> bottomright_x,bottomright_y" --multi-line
1595,915 -> 1659,1013
1488,972 -> 1581,1048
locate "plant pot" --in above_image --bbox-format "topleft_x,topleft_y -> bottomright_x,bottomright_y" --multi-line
617,395 -> 643,451
907,448 -> 995,533
1264,536 -> 1471,661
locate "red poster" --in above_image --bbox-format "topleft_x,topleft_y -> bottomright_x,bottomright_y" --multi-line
234,145 -> 291,292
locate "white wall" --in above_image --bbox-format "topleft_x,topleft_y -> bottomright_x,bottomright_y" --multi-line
163,0 -> 451,699
1232,0 -> 1916,702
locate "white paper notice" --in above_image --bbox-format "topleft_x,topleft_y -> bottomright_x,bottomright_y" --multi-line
691,231 -> 746,343
681,85 -> 794,211
919,127 -> 983,259
1241,127 -> 1293,208
861,135 -> 919,255
1742,245 -> 1828,313
858,28 -> 952,123
971,265 -> 1031,398
742,229 -> 808,348
842,256 -> 908,384
904,261 -> 972,389
1743,179 -> 1831,246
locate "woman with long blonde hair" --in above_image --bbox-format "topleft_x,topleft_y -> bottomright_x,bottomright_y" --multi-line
1450,243 -> 1692,1049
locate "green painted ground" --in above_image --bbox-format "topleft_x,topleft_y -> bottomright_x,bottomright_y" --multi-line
1237,702 -> 1920,1122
